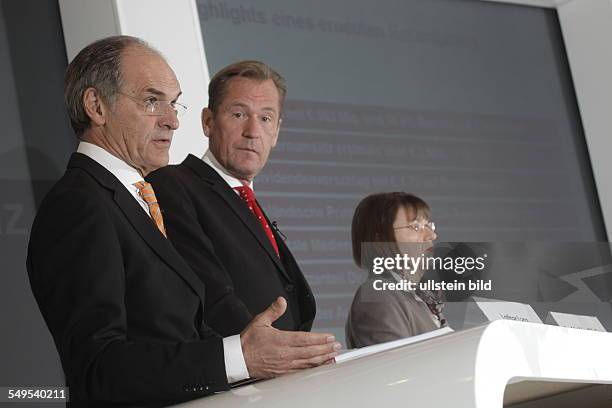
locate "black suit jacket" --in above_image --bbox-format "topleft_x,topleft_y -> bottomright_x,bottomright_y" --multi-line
27,153 -> 231,407
147,154 -> 316,333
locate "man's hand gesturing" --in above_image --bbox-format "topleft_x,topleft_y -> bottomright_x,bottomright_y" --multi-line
240,297 -> 340,379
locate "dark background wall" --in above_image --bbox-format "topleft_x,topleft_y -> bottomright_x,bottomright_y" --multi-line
1,0 -> 73,401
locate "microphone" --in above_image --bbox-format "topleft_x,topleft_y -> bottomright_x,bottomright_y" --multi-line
271,221 -> 287,241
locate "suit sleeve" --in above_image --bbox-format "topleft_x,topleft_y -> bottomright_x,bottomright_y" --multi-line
27,189 -> 228,405
149,172 -> 253,336
347,290 -> 415,348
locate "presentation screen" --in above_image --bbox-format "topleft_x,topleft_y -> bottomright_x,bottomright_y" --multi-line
197,0 -> 609,337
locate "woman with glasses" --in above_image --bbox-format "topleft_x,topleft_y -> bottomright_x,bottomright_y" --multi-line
345,192 -> 446,348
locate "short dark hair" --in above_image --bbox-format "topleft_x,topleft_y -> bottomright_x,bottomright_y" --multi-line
351,192 -> 431,268
64,35 -> 156,137
207,60 -> 286,114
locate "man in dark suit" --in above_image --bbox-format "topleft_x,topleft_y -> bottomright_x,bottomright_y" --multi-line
148,61 -> 315,335
27,38 -> 339,407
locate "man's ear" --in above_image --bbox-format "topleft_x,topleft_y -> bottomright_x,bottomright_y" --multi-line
82,87 -> 108,127
202,107 -> 213,138
271,117 -> 282,148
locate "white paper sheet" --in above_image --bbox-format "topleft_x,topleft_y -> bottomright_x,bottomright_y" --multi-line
336,326 -> 454,363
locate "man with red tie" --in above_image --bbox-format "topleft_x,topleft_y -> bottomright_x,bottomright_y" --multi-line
148,61 -> 316,335
27,41 -> 338,407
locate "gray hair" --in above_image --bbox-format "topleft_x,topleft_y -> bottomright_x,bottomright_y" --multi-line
64,35 -> 157,137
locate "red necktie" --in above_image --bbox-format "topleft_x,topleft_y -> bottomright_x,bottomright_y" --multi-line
234,185 -> 280,257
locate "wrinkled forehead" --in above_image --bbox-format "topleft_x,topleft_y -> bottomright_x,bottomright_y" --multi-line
120,46 -> 180,95
222,77 -> 281,109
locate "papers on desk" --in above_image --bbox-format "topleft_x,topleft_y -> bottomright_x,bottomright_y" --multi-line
336,326 -> 454,363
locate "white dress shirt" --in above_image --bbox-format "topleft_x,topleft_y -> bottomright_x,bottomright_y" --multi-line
202,149 -> 253,191
77,142 -> 250,383
77,142 -> 150,215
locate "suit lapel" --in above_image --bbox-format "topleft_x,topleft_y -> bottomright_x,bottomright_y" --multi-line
183,155 -> 292,282
68,153 -> 208,304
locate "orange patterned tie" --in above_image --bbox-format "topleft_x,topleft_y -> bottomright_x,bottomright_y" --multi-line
134,181 -> 167,238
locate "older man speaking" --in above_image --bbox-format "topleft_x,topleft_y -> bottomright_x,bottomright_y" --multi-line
27,38 -> 338,407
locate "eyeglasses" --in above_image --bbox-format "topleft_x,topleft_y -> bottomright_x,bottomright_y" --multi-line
119,92 -> 188,118
394,221 -> 436,233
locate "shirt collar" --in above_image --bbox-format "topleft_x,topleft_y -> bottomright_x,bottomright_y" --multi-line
77,141 -> 144,188
202,149 -> 254,190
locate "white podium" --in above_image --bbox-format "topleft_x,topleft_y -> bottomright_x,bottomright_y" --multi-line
172,320 -> 612,408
